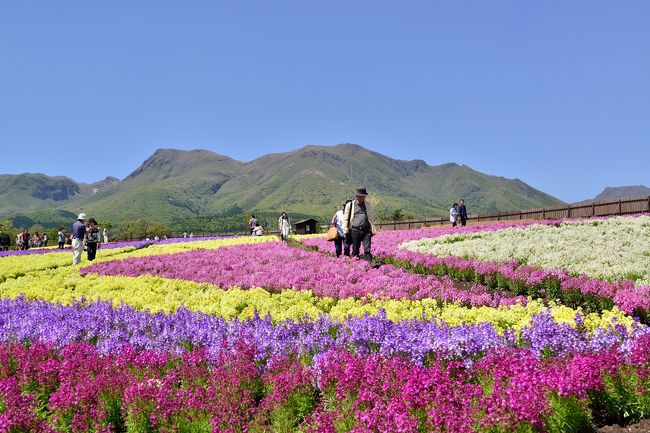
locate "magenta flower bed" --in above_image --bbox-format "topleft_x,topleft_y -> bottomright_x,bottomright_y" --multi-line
302,218 -> 650,316
1,337 -> 649,433
80,243 -> 522,307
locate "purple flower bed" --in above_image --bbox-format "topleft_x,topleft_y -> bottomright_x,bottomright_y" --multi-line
1,326 -> 649,432
0,236 -> 237,258
1,297 -> 647,364
0,247 -> 69,258
80,242 -> 523,307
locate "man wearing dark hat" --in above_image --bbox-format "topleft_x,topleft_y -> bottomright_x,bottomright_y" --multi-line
342,187 -> 377,262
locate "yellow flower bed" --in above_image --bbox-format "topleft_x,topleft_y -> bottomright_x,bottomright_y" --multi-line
0,266 -> 634,332
0,247 -> 136,283
0,233 -> 636,333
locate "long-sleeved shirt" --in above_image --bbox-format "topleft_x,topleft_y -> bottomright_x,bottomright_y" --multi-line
331,210 -> 345,237
72,220 -> 86,240
343,200 -> 376,236
449,207 -> 458,223
458,204 -> 467,219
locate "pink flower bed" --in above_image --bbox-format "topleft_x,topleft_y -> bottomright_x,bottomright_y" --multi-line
2,337 -> 650,432
80,242 -> 523,307
302,218 -> 650,316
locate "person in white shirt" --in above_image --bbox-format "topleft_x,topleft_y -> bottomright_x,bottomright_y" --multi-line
330,201 -> 351,257
450,203 -> 459,227
278,212 -> 291,242
252,223 -> 264,236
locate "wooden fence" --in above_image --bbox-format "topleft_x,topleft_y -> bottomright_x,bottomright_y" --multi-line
375,195 -> 650,231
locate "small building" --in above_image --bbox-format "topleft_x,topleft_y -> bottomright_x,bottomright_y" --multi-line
294,218 -> 320,235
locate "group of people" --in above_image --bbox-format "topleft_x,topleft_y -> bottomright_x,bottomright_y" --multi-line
449,199 -> 468,227
246,186 -> 456,264
71,213 -> 106,264
15,229 -> 49,250
329,187 -> 376,262
246,212 -> 291,241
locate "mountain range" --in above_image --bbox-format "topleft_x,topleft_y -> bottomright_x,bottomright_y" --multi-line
0,144 -> 566,229
592,185 -> 650,201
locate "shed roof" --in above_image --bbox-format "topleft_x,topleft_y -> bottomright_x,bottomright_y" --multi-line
294,218 -> 320,225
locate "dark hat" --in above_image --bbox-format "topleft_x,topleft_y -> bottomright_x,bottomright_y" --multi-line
355,187 -> 368,196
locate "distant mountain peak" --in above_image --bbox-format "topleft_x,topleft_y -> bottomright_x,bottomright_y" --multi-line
125,148 -> 241,181
594,185 -> 650,201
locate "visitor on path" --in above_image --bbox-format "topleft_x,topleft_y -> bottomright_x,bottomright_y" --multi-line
57,227 -> 66,249
331,200 -> 351,257
20,229 -> 30,250
32,232 -> 41,248
103,228 -> 109,244
248,214 -> 258,235
85,218 -> 100,261
252,223 -> 264,236
450,203 -> 459,227
0,232 -> 10,251
458,199 -> 468,227
278,212 -> 291,242
182,231 -> 187,238
42,233 -> 48,247
343,187 -> 376,262
72,213 -> 87,265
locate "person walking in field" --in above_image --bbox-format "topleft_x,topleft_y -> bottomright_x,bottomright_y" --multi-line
85,218 -> 100,261
458,199 -> 468,227
57,227 -> 66,249
331,200 -> 351,257
20,229 -> 30,250
103,227 -> 109,244
248,214 -> 258,235
42,232 -> 48,247
278,212 -> 291,242
343,187 -> 377,262
71,213 -> 87,265
450,203 -> 459,227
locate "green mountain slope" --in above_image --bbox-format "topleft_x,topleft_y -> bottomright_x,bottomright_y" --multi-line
0,144 -> 565,227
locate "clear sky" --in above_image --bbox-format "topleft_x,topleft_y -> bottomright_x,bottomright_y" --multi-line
1,1 -> 648,203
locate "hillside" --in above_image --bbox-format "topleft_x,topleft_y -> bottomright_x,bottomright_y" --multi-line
594,185 -> 650,201
0,144 -> 565,228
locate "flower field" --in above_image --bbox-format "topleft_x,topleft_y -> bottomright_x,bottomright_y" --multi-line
1,219 -> 650,432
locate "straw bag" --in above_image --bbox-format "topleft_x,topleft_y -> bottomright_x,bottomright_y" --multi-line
326,226 -> 338,241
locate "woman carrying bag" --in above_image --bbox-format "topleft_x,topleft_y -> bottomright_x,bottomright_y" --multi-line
329,200 -> 351,257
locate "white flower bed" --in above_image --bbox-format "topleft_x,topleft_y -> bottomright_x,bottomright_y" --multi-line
402,216 -> 650,285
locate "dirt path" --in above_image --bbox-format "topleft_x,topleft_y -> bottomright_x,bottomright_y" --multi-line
598,419 -> 650,432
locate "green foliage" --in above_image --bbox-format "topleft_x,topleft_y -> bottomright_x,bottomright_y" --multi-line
115,218 -> 170,240
251,389 -> 317,433
545,395 -> 594,433
591,370 -> 650,425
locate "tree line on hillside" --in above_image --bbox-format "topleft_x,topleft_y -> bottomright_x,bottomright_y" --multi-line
0,207 -> 414,246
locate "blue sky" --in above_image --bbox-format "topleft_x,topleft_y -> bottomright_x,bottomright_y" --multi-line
0,1 -> 648,203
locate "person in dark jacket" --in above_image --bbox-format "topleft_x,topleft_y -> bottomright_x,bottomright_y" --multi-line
342,187 -> 377,262
85,218 -> 100,261
458,199 -> 468,227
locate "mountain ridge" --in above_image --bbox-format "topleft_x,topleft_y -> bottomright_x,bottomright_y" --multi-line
0,144 -> 565,228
